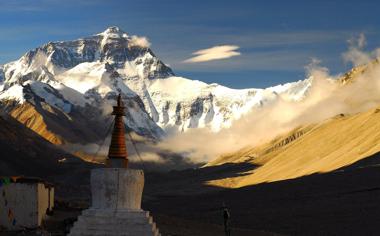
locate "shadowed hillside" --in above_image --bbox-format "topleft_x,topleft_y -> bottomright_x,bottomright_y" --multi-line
0,113 -> 96,184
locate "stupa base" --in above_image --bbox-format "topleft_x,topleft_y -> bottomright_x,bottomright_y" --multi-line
68,168 -> 160,236
68,208 -> 160,236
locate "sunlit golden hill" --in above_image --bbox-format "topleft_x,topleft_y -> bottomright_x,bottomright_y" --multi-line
207,105 -> 380,188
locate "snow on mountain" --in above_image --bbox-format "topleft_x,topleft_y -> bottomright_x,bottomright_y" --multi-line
0,65 -> 4,91
146,77 -> 312,132
28,81 -> 72,113
0,83 -> 24,103
267,78 -> 311,101
0,26 -> 312,141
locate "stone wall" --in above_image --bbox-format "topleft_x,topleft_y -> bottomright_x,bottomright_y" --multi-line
0,180 -> 53,230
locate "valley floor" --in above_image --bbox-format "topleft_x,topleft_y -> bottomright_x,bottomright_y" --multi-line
144,151 -> 380,236
2,151 -> 380,235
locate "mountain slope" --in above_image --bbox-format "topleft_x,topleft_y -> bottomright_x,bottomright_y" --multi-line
0,26 -> 313,148
206,105 -> 380,188
0,27 -> 171,142
0,113 -> 95,182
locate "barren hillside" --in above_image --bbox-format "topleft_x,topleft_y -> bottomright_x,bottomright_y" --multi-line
207,105 -> 380,188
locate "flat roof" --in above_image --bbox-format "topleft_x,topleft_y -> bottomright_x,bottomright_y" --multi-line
0,176 -> 54,188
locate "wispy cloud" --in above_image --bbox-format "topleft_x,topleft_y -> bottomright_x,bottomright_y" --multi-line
129,35 -> 151,48
166,49 -> 314,72
342,33 -> 380,67
183,45 -> 241,63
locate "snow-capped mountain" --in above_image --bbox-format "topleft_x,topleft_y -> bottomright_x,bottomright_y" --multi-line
147,77 -> 311,132
0,26 -> 312,144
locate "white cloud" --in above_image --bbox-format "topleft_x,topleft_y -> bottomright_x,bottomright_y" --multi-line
358,33 -> 367,48
183,45 -> 241,63
342,33 -> 378,67
129,35 -> 151,48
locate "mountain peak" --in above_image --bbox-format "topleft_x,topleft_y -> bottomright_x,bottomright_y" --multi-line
98,26 -> 127,38
104,26 -> 122,33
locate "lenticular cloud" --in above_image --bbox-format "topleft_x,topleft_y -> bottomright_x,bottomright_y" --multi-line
183,45 -> 241,63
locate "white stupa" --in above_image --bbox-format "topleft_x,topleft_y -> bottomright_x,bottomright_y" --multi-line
69,95 -> 160,236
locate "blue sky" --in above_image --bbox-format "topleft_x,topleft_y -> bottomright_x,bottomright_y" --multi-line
1,0 -> 379,88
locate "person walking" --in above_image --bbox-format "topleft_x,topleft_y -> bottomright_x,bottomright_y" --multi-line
222,203 -> 231,236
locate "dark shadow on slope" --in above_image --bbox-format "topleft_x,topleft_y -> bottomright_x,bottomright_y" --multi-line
1,98 -> 106,144
26,93 -> 106,144
144,151 -> 380,236
144,162 -> 258,196
0,113 -> 99,200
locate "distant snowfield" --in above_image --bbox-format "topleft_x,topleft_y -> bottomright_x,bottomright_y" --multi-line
56,62 -> 106,94
146,76 -> 311,132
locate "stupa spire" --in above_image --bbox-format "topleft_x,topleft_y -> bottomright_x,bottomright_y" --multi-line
107,94 -> 128,168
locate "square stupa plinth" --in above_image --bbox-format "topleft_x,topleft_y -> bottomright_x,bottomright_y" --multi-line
68,168 -> 160,236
